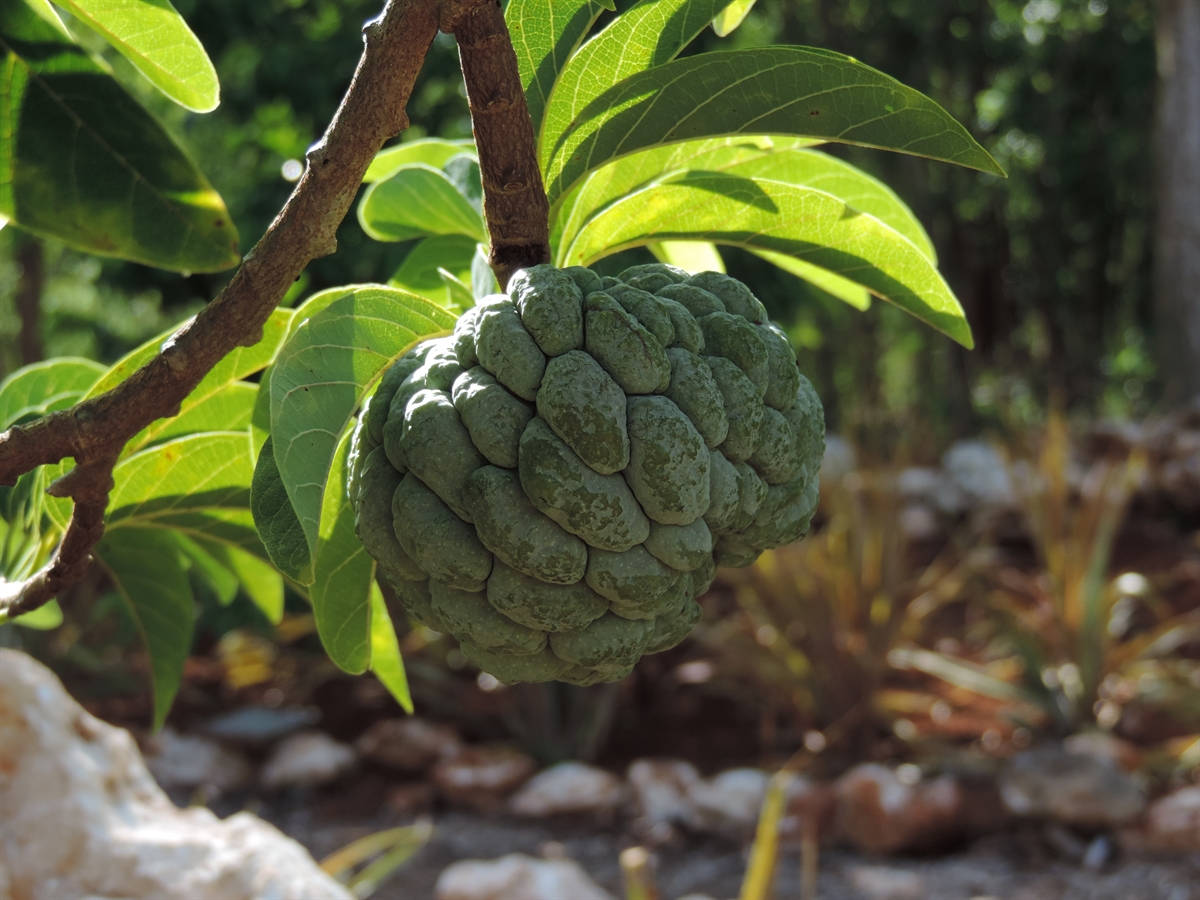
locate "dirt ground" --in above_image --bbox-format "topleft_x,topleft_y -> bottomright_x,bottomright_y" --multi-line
264,803 -> 1200,900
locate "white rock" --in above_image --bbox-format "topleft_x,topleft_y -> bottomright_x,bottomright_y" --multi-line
627,758 -> 702,839
261,730 -> 357,790
435,853 -> 614,900
942,440 -> 1016,510
508,762 -> 627,817
1124,785 -> 1200,853
0,649 -> 351,900
820,434 -> 857,485
689,768 -> 770,838
999,745 -> 1146,828
145,727 -> 254,794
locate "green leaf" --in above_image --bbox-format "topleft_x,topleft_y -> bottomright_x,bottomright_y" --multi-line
506,0 -> 609,132
191,536 -> 284,623
176,533 -> 240,606
0,1 -> 239,270
750,249 -> 871,311
0,357 -> 104,426
0,599 -> 62,629
250,437 -> 312,583
310,426 -> 371,674
716,147 -> 936,261
712,0 -> 757,37
544,46 -> 1004,204
564,173 -> 973,346
106,431 -> 254,525
388,234 -> 478,306
539,0 -> 738,170
96,527 -> 194,729
364,138 -> 476,183
87,308 -> 291,403
368,584 -> 412,713
648,239 -> 724,274
52,0 -> 219,112
358,164 -> 486,243
552,135 -> 819,253
268,285 -> 456,558
132,381 -> 257,450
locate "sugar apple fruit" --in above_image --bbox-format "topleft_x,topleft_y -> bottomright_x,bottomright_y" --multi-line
348,263 -> 823,686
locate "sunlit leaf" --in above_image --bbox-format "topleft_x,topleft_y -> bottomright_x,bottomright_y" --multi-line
539,0 -> 739,169
267,285 -> 456,557
749,249 -> 871,311
310,426 -> 372,674
388,235 -> 478,306
53,0 -> 219,112
552,135 -> 820,254
648,239 -> 724,274
358,164 -> 486,243
0,357 -> 104,427
0,599 -> 62,629
96,527 -> 194,729
544,46 -> 1004,203
106,431 -> 253,524
564,173 -> 973,346
369,585 -> 413,713
0,1 -> 239,270
506,0 -> 610,132
712,0 -> 757,37
132,381 -> 257,450
364,137 -> 475,183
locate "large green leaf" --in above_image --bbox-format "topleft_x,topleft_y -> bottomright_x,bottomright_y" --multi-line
96,527 -> 194,729
309,426 -> 372,674
0,0 -> 239,270
543,46 -> 1004,204
538,0 -> 737,169
267,285 -> 456,558
250,436 -> 311,583
648,239 -> 724,274
751,249 -> 871,311
106,431 -> 254,524
364,138 -> 476,183
564,173 -> 973,347
551,135 -> 820,254
506,0 -> 611,133
358,164 -> 485,243
53,0 -> 219,112
0,357 -> 104,426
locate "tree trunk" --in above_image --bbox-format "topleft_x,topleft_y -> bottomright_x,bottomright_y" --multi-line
1154,0 -> 1200,404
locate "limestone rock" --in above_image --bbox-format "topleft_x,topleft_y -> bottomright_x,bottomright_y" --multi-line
261,730 -> 358,790
507,762 -> 627,818
435,853 -> 613,900
355,717 -> 463,772
999,745 -> 1146,829
0,649 -> 351,900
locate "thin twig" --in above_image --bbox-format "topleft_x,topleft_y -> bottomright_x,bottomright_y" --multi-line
0,0 -> 462,618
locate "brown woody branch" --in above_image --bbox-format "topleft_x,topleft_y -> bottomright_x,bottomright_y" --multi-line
450,0 -> 551,288
0,0 -> 476,618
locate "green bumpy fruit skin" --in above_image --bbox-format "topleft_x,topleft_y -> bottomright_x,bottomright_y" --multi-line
351,264 -> 824,685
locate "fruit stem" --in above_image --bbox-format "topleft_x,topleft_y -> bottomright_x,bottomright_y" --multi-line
451,1 -> 552,289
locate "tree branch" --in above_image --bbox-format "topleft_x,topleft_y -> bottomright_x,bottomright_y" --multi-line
451,0 -> 551,289
0,0 -> 451,618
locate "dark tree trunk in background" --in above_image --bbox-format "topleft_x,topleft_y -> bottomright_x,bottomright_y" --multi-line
14,237 -> 45,365
1154,0 -> 1200,404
